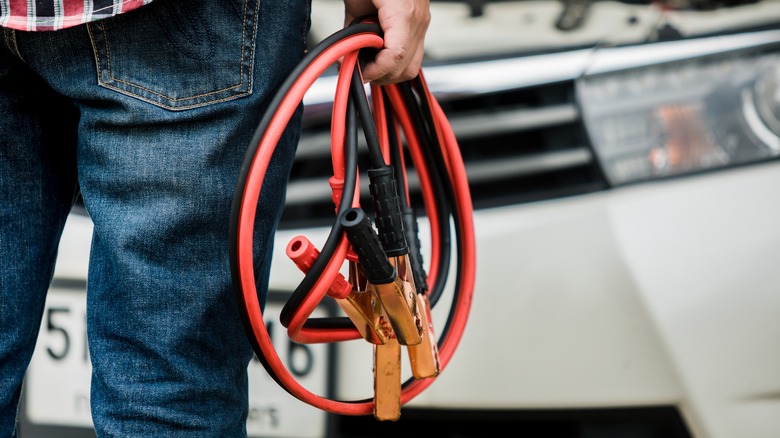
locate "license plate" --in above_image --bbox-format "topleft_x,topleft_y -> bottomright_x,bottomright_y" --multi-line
25,284 -> 330,438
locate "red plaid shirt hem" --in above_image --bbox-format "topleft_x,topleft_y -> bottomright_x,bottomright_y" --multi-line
0,0 -> 154,31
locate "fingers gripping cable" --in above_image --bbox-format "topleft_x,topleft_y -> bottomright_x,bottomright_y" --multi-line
229,20 -> 476,420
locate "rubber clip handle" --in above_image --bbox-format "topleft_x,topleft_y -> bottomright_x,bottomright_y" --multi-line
340,208 -> 395,284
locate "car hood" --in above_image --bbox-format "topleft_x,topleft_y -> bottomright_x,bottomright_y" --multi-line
310,0 -> 780,63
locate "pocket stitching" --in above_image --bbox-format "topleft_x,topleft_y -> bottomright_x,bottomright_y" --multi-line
88,0 -> 258,110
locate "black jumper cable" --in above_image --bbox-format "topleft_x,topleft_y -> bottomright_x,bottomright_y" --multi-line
229,19 -> 476,420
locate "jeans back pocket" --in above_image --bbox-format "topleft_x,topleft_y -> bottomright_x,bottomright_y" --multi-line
88,0 -> 260,110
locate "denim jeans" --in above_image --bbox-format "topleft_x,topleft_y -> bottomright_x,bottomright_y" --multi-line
0,0 -> 310,436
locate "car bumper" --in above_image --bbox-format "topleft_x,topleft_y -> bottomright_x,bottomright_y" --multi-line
269,160 -> 780,438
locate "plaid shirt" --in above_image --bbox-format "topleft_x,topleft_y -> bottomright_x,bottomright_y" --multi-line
0,0 -> 154,31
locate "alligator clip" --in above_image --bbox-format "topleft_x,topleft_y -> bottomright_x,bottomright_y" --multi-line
288,207 -> 438,421
340,208 -> 423,346
373,337 -> 402,421
286,235 -> 391,344
407,292 -> 440,379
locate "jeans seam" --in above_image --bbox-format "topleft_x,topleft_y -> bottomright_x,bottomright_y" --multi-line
244,0 -> 258,96
302,0 -> 312,53
2,29 -> 24,63
86,0 -> 258,109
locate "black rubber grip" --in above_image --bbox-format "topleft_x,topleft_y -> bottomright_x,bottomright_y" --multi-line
403,208 -> 429,293
340,208 -> 396,284
368,167 -> 407,257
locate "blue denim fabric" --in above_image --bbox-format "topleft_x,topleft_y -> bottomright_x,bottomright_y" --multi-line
0,0 -> 310,436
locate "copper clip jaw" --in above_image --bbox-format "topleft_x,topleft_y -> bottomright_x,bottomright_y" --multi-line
371,254 -> 423,346
339,254 -> 424,347
373,337 -> 402,421
335,261 -> 393,344
407,293 -> 440,379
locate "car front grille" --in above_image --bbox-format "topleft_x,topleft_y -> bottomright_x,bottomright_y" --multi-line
437,79 -> 606,209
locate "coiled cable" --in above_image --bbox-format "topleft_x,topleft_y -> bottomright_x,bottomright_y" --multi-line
229,20 -> 475,415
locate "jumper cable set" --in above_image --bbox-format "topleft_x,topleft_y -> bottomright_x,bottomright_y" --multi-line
229,20 -> 476,421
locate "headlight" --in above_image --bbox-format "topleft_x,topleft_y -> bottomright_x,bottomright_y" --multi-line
577,31 -> 780,186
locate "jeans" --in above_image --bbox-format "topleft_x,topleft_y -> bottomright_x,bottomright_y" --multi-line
0,0 -> 310,436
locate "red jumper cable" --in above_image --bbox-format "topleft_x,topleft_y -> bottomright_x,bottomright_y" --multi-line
229,19 -> 476,420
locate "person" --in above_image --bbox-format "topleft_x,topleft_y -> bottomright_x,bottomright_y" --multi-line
0,0 -> 430,436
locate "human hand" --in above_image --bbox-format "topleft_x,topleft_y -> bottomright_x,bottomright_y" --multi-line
343,0 -> 430,85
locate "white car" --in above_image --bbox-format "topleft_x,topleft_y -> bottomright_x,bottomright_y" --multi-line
21,1 -> 780,437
